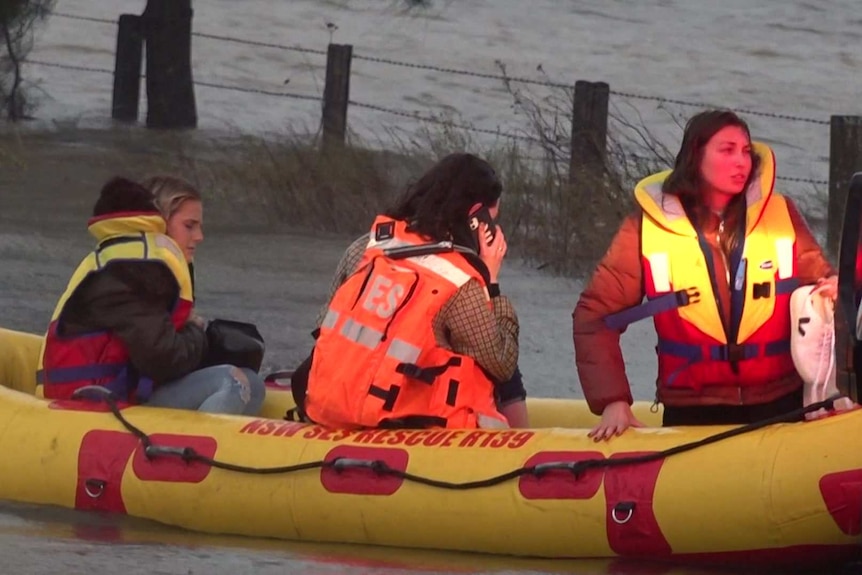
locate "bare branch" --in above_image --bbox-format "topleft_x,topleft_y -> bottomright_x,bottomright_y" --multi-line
1,0 -> 56,120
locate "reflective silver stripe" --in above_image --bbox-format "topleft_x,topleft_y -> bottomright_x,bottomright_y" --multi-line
340,318 -> 383,349
775,238 -> 794,280
367,236 -> 416,250
320,308 -> 340,330
368,233 -> 470,286
386,338 -> 422,364
406,254 -> 471,287
647,253 -> 671,293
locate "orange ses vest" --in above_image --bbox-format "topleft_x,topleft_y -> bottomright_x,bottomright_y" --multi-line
605,143 -> 800,395
39,213 -> 194,402
305,217 -> 507,430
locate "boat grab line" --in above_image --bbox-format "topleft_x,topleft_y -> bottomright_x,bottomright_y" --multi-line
74,385 -> 847,491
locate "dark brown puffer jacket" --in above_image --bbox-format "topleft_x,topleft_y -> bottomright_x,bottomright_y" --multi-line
60,260 -> 208,384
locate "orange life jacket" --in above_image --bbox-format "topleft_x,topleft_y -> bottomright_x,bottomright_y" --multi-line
305,216 -> 507,429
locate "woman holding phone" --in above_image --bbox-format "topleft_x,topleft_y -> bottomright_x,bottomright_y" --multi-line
296,153 -> 528,429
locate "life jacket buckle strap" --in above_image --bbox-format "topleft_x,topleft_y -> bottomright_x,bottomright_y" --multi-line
715,343 -> 748,364
395,362 -> 434,383
395,357 -> 462,385
604,287 -> 699,330
676,287 -> 700,306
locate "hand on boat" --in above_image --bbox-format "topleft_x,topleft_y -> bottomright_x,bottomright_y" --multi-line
588,400 -> 645,442
813,275 -> 838,301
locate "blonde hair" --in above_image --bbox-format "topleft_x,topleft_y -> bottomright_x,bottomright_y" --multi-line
142,175 -> 202,220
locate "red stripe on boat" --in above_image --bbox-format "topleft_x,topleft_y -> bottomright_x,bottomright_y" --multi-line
321,445 -> 408,495
132,433 -> 218,483
518,451 -> 604,500
820,468 -> 862,535
605,452 -> 671,556
75,430 -> 140,513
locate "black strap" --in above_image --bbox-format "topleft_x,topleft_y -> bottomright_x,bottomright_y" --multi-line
395,357 -> 462,384
445,379 -> 460,407
284,407 -> 307,422
94,234 -> 146,269
378,415 -> 448,429
368,383 -> 401,412
726,213 -> 747,346
382,241 -> 454,259
276,353 -> 312,422
96,235 -> 144,253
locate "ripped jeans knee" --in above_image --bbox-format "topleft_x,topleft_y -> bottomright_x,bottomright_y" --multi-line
145,364 -> 266,416
224,365 -> 266,415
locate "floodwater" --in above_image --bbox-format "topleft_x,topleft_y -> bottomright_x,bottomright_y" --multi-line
3,0 -> 861,572
28,0 -> 862,217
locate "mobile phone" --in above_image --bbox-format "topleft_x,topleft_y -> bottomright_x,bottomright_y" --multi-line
468,203 -> 497,249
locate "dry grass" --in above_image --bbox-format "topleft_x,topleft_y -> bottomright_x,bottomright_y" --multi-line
0,98 -> 673,278
94,119 -> 664,277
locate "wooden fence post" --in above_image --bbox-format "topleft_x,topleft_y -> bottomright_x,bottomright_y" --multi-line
111,14 -> 143,123
569,80 -> 609,186
142,0 -> 197,129
322,43 -> 352,151
827,116 -> 862,259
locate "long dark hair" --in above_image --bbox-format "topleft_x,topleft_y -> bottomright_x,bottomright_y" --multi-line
662,110 -> 760,257
385,153 -> 502,246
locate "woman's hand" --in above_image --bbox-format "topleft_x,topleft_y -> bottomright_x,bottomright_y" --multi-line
478,224 -> 507,283
588,400 -> 645,442
814,275 -> 838,301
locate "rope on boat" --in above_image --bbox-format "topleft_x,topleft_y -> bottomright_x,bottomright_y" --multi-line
74,386 -> 845,490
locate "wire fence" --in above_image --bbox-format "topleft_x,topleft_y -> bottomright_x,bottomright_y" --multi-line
46,11 -> 831,126
31,11 -> 832,187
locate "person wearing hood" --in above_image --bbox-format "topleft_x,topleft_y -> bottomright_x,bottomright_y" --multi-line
573,110 -> 835,440
38,176 -> 264,415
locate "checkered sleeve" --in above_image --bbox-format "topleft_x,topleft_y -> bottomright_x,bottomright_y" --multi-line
439,278 -> 519,382
315,234 -> 369,328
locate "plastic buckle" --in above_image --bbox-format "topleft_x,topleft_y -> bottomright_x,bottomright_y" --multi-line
716,344 -> 748,364
675,287 -> 701,307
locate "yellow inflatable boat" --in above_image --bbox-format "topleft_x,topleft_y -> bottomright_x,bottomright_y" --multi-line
1,327 -> 860,570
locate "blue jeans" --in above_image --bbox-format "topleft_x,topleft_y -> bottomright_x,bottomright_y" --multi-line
145,364 -> 266,416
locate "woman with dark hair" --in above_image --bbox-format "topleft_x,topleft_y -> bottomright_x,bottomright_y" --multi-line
573,110 -> 835,439
302,153 -> 526,429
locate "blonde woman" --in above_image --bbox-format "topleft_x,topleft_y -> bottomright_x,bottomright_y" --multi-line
141,175 -> 266,414
144,175 -> 204,265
